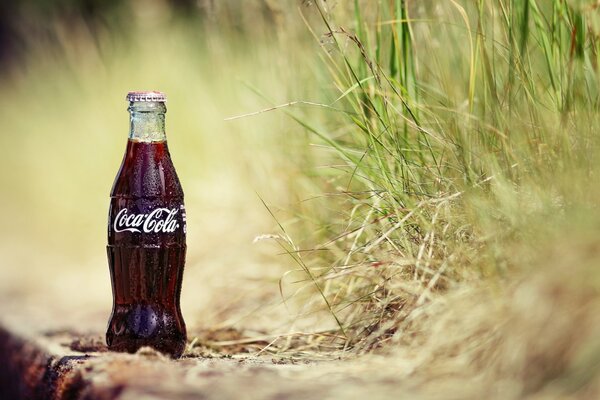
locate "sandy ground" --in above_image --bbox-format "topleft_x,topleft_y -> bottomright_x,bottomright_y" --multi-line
0,291 -> 427,400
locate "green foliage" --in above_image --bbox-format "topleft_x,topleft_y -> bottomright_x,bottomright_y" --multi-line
277,0 -> 600,349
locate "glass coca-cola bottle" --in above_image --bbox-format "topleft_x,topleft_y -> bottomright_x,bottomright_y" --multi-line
106,91 -> 187,358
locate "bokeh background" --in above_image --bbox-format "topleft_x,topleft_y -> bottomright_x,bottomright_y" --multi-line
0,0 -> 330,334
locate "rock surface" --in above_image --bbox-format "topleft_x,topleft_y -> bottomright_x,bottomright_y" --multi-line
0,311 -> 412,400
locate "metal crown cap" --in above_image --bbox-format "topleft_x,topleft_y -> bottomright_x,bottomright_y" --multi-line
126,91 -> 167,102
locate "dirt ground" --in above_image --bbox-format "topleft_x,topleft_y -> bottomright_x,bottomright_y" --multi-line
4,267 -> 596,400
0,299 -> 420,400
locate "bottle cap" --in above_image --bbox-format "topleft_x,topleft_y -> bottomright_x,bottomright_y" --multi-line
126,91 -> 167,102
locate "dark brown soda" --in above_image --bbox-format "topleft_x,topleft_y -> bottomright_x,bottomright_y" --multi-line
107,139 -> 187,358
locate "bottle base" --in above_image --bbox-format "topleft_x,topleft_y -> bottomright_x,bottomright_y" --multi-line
106,336 -> 186,358
106,303 -> 187,358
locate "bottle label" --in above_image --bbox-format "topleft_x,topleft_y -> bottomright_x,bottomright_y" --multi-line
113,207 -> 182,234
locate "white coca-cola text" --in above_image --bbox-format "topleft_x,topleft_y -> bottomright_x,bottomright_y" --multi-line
113,208 -> 180,234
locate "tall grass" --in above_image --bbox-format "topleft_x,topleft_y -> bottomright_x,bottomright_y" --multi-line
270,0 -> 600,353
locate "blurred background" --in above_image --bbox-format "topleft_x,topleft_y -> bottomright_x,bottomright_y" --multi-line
0,0 -> 332,334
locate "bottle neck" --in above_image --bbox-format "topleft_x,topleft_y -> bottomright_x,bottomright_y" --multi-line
128,101 -> 167,142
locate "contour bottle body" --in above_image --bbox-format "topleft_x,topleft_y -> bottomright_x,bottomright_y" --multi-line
106,91 -> 187,358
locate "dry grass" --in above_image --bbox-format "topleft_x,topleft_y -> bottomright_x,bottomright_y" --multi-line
350,229 -> 600,398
